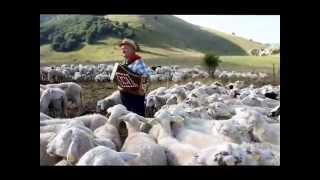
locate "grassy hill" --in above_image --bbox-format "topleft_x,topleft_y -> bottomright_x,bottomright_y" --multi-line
40,15 -> 265,63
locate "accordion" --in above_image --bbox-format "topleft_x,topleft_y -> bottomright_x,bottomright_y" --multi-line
110,63 -> 144,91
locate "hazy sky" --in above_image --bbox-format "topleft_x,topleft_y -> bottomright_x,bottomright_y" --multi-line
174,15 -> 280,44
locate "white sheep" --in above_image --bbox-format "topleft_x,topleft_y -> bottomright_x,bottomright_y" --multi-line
208,102 -> 234,119
150,111 -> 199,165
170,115 -> 226,150
40,132 -> 60,166
119,112 -> 167,165
76,146 -> 139,166
40,114 -> 108,133
40,88 -> 68,118
192,143 -> 263,165
55,159 -> 73,166
211,119 -> 252,144
45,82 -> 82,113
232,107 -> 280,145
93,122 -> 122,151
40,112 -> 52,121
46,124 -> 96,164
96,91 -> 122,113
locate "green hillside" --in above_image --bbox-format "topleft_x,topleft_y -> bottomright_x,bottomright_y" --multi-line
40,15 -> 265,64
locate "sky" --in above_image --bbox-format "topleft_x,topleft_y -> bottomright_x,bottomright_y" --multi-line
174,15 -> 280,44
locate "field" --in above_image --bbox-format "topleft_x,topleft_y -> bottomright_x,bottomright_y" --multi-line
41,40 -> 280,114
42,51 -> 280,114
41,45 -> 280,74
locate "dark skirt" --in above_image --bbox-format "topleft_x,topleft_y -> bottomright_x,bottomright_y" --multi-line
119,91 -> 145,117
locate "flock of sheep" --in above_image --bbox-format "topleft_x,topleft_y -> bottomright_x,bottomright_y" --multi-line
40,64 -> 268,84
40,75 -> 280,166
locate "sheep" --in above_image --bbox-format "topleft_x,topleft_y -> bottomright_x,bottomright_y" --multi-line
150,74 -> 160,82
93,138 -> 117,151
145,95 -> 167,117
151,87 -> 186,108
55,159 -> 73,166
208,102 -> 234,119
46,124 -> 96,164
268,105 -> 280,118
183,82 -> 196,91
76,146 -> 139,166
40,112 -> 52,121
40,123 -> 66,134
191,143 -> 270,165
241,142 -> 280,165
95,73 -> 110,82
192,143 -> 246,165
232,107 -> 280,145
72,114 -> 108,131
40,88 -> 68,118
169,115 -> 226,150
73,72 -> 82,81
48,69 -> 64,83
119,112 -> 167,165
40,132 -> 61,166
93,122 -> 122,151
40,88 -> 44,98
171,87 -> 187,103
40,114 -> 108,133
240,94 -> 265,107
106,104 -> 130,127
251,119 -> 280,145
45,82 -> 82,114
210,119 -> 252,144
42,64 -> 269,84
96,91 -> 122,113
149,111 -> 199,165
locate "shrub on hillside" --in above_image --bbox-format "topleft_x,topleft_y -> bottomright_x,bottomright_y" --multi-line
203,53 -> 222,78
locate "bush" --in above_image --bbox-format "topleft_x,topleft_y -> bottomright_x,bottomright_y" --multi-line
64,38 -> 78,51
51,42 -> 61,51
122,22 -> 129,28
272,48 -> 280,54
86,32 -> 95,44
203,53 -> 222,78
52,33 -> 65,43
64,32 -> 80,42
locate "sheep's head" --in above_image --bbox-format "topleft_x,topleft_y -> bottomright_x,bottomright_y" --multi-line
107,104 -> 128,121
234,108 -> 266,129
152,111 -> 184,126
196,144 -> 243,166
146,95 -> 156,108
120,113 -> 146,132
47,126 -> 95,163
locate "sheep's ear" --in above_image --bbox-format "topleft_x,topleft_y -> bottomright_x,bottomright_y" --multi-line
174,116 -> 185,123
67,140 -> 79,163
146,118 -> 159,125
118,152 -> 139,162
139,122 -> 148,132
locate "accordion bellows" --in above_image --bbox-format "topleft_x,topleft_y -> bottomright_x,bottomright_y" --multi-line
110,63 -> 143,91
